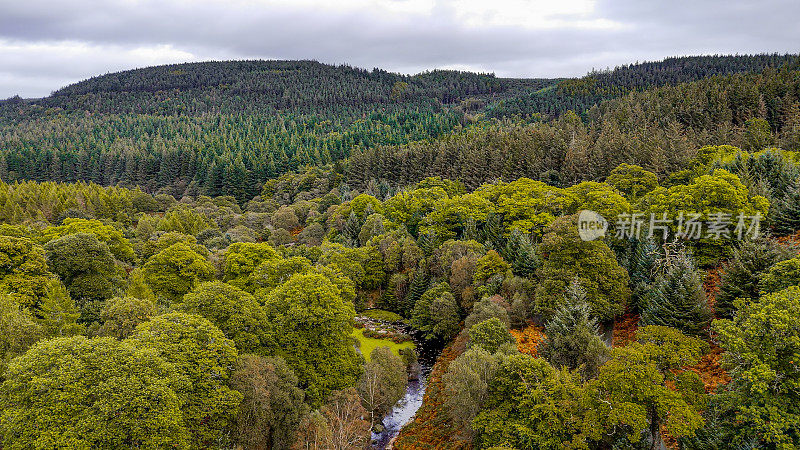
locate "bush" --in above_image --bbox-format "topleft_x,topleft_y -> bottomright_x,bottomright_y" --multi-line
468,318 -> 516,354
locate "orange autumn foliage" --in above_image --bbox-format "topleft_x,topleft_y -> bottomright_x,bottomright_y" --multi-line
776,230 -> 800,246
510,325 -> 545,357
684,343 -> 731,392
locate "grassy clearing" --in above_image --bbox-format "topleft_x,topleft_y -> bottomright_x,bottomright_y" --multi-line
352,328 -> 415,362
360,309 -> 404,323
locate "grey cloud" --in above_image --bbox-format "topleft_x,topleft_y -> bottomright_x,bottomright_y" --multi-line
0,0 -> 798,97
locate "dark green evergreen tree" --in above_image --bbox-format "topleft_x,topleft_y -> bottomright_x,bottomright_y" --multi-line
771,181 -> 800,236
503,228 -> 539,277
482,212 -> 505,252
341,212 -> 361,247
626,238 -> 658,311
715,239 -> 792,319
538,279 -> 609,379
640,251 -> 711,336
403,265 -> 430,317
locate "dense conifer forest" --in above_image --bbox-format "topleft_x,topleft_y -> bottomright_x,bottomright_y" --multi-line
1,54 -> 800,449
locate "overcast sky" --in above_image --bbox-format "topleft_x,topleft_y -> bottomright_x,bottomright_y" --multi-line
1,0 -> 798,98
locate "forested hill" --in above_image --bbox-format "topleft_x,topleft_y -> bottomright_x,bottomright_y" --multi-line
0,60 -> 552,200
488,53 -> 800,119
34,60 -> 554,115
0,55 -> 797,202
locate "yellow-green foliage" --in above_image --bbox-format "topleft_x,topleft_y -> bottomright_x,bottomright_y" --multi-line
41,218 -> 135,262
0,335 -> 191,449
536,216 -> 630,321
0,181 -> 149,225
713,286 -> 800,447
606,163 -> 659,200
221,242 -> 279,292
351,328 -> 414,362
126,312 -> 242,447
262,273 -> 363,406
142,243 -> 214,304
640,169 -> 769,265
0,236 -> 54,309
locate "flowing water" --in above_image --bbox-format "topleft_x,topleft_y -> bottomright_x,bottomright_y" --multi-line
366,324 -> 441,449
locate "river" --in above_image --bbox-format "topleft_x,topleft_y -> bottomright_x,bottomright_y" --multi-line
367,324 -> 441,449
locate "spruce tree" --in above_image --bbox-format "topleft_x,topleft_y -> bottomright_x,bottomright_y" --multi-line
341,212 -> 361,247
482,213 -> 505,252
640,251 -> 711,337
716,239 -> 791,319
504,228 -> 539,277
771,181 -> 800,236
417,230 -> 438,256
539,279 -> 608,379
403,265 -> 430,317
627,238 -> 658,311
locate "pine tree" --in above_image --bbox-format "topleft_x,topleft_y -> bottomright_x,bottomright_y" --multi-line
403,265 -> 430,317
504,228 -> 539,277
627,238 -> 658,311
482,213 -> 505,252
715,239 -> 791,319
771,181 -> 800,237
640,251 -> 711,336
538,279 -> 608,379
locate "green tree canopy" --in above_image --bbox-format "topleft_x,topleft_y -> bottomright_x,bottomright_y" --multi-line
142,243 -> 214,305
357,346 -> 407,429
0,236 -> 54,310
467,318 -> 516,354
261,273 -> 362,406
640,169 -> 769,265
473,354 -> 592,450
0,336 -> 190,449
713,286 -> 800,447
41,218 -> 135,263
410,282 -> 461,341
222,242 -> 279,292
176,281 -> 268,354
586,326 -> 707,447
442,347 -> 504,438
97,296 -> 159,340
535,215 -> 630,321
473,250 -> 511,285
760,255 -> 800,294
606,163 -> 659,201
230,354 -> 306,450
126,312 -> 242,447
45,233 -> 120,303
0,293 -> 42,378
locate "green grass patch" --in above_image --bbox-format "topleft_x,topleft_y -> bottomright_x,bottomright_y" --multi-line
352,328 -> 415,362
360,309 -> 404,322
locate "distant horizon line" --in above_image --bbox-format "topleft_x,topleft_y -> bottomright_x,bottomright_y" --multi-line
4,51 -> 798,102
